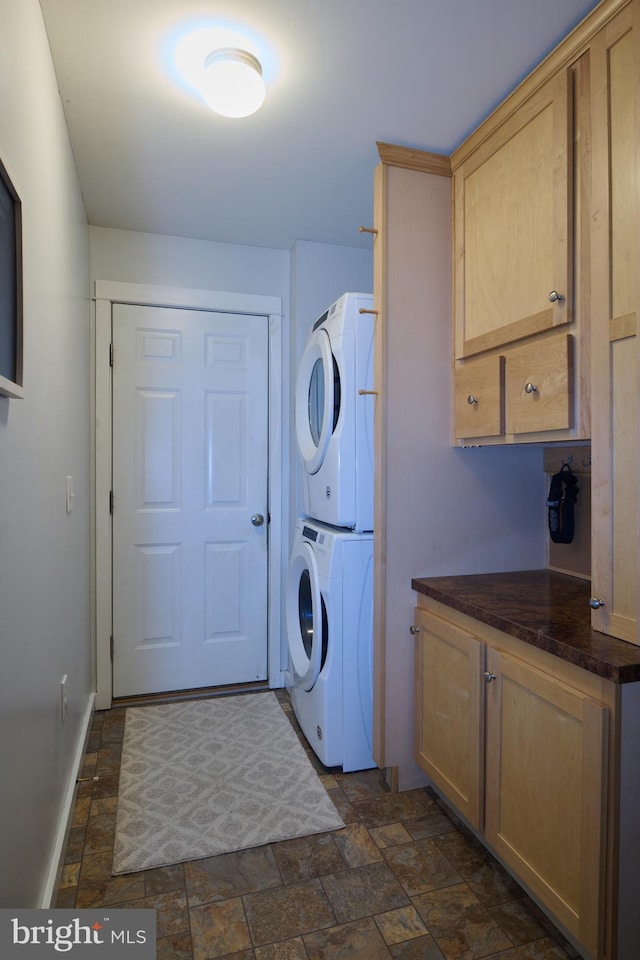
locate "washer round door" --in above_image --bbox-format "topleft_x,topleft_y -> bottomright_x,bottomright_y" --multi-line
295,327 -> 341,475
286,540 -> 328,691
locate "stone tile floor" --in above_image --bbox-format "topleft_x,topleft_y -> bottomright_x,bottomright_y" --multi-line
56,691 -> 580,960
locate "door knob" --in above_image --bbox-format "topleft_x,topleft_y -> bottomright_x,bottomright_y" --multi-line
251,514 -> 265,527
589,597 -> 605,609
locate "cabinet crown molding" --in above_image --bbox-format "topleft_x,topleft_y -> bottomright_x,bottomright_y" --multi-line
376,141 -> 452,177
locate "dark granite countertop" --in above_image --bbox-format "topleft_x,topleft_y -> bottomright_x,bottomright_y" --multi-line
412,569 -> 640,683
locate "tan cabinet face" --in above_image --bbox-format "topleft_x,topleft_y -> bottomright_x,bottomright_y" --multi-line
414,604 -> 609,957
610,338 -> 638,632
454,355 -> 504,440
484,648 -> 607,957
414,609 -> 484,828
505,334 -> 573,435
455,71 -> 572,358
590,6 -> 638,644
610,29 -> 636,321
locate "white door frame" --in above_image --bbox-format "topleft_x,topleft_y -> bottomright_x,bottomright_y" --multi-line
93,279 -> 284,709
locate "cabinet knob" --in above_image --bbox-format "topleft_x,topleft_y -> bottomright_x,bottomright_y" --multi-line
467,395 -> 478,405
524,382 -> 538,394
484,671 -> 497,683
409,625 -> 420,635
548,290 -> 564,303
589,597 -> 605,609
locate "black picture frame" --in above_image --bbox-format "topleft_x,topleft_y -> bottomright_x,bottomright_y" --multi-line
0,157 -> 23,399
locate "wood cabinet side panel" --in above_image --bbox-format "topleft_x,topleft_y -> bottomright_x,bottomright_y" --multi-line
377,164 -> 453,787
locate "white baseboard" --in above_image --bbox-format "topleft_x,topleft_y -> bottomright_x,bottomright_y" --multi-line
40,693 -> 96,907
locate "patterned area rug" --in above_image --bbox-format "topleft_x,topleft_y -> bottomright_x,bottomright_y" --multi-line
113,692 -> 344,875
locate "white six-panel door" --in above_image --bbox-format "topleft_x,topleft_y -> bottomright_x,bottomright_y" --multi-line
111,303 -> 269,697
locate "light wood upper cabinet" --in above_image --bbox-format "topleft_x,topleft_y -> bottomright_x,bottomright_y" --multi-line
454,355 -> 504,439
504,332 -> 573,434
451,58 -> 589,445
454,71 -> 573,359
590,2 -> 639,645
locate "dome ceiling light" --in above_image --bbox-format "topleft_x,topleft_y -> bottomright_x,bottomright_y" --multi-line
200,47 -> 266,118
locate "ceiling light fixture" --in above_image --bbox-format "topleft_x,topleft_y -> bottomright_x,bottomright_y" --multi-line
200,48 -> 266,118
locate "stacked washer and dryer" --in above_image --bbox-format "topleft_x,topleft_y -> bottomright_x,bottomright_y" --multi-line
286,292 -> 376,772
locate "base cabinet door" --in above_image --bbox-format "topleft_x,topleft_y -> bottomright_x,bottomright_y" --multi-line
414,607 -> 484,828
484,647 -> 607,958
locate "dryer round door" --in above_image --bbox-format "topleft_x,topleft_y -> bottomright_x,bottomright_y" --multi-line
286,541 -> 327,691
295,328 -> 340,475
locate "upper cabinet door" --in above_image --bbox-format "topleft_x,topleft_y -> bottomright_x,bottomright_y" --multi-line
454,71 -> 573,359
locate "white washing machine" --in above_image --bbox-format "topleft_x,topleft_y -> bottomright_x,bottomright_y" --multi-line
286,518 -> 375,772
295,292 -> 374,532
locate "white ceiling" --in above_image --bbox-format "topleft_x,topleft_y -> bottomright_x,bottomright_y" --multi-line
38,0 -> 600,251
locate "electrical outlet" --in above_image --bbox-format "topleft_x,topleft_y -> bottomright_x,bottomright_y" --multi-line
60,674 -> 68,723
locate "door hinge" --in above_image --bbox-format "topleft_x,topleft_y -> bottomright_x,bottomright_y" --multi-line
109,343 -> 114,366
109,490 -> 114,514
110,636 -> 114,662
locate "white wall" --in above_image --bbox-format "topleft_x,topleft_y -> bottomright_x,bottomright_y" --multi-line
0,0 -> 91,906
89,226 -> 290,301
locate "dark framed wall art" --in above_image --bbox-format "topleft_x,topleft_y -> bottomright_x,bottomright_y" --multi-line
0,156 -> 23,399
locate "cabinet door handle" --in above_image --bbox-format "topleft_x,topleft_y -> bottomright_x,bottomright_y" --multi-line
467,395 -> 478,405
524,382 -> 538,394
409,625 -> 420,635
589,597 -> 605,609
548,290 -> 564,303
484,671 -> 497,683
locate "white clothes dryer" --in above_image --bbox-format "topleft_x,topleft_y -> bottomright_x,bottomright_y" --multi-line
286,518 -> 375,772
295,292 -> 374,532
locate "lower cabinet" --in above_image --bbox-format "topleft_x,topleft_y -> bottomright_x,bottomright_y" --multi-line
414,601 -> 614,959
484,647 -> 607,957
414,609 -> 484,827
